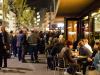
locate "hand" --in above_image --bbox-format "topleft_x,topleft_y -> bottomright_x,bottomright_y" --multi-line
4,45 -> 6,49
87,57 -> 92,62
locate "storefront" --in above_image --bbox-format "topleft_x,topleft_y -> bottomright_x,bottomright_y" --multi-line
80,8 -> 100,46
91,9 -> 100,41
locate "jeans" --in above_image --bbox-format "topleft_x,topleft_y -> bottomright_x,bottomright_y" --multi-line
17,47 -> 22,61
28,44 -> 38,61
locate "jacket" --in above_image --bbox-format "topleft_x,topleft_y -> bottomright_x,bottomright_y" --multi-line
93,51 -> 100,71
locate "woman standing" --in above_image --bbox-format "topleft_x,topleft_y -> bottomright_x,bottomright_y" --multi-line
0,26 -> 10,69
93,43 -> 100,75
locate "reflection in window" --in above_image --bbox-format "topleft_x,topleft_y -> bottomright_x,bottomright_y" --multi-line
68,21 -> 77,42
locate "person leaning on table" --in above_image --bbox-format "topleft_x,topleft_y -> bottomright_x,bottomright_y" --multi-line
78,40 -> 92,75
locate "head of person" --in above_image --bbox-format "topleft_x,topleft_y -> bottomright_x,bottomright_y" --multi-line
83,38 -> 89,44
78,40 -> 84,47
10,31 -> 13,34
19,30 -> 23,34
94,42 -> 100,50
97,42 -> 100,51
1,26 -> 6,32
66,41 -> 73,49
52,38 -> 59,45
59,38 -> 66,45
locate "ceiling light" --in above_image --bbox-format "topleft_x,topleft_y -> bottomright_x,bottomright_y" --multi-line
0,0 -> 3,3
91,12 -> 97,17
37,12 -> 39,15
84,16 -> 88,20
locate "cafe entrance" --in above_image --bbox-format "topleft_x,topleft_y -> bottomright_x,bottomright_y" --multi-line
65,18 -> 79,42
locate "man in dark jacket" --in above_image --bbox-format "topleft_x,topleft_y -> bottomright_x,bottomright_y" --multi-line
78,40 -> 92,75
27,30 -> 39,63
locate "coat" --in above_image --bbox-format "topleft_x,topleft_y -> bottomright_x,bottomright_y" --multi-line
93,51 -> 100,71
0,31 -> 10,57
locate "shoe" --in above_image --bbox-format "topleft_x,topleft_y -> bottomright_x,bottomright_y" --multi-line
31,61 -> 34,63
22,60 -> 27,63
2,66 -> 7,68
34,60 -> 39,63
75,72 -> 82,75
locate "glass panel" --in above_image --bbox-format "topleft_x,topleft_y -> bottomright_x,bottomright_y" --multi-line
94,14 -> 100,32
84,20 -> 89,38
68,20 -> 77,42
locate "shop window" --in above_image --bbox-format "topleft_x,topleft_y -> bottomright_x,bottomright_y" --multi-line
67,21 -> 77,42
84,20 -> 89,38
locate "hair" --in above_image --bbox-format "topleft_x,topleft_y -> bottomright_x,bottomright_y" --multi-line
97,42 -> 100,50
10,31 -> 13,33
66,41 -> 73,48
95,42 -> 100,45
59,38 -> 65,44
78,40 -> 84,47
19,30 -> 23,34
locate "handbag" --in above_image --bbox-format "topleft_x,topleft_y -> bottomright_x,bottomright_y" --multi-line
66,65 -> 76,74
6,50 -> 11,58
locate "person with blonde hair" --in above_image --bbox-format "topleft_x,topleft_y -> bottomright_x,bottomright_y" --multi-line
83,38 -> 93,54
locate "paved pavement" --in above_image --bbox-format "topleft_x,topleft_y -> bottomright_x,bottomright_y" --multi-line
0,54 -> 56,75
0,54 -> 97,75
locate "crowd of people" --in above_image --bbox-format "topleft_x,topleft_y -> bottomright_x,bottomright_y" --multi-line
46,36 -> 100,75
0,25 -> 100,75
0,25 -> 60,69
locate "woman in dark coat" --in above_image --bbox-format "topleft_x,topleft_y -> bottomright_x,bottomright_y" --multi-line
0,26 -> 10,69
0,32 -> 4,69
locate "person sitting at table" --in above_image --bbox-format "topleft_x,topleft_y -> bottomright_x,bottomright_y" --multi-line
87,42 -> 100,70
59,41 -> 80,74
92,42 -> 99,58
78,40 -> 92,75
83,38 -> 93,54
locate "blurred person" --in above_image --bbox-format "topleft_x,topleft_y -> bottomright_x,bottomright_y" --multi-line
83,38 -> 93,54
21,30 -> 28,62
0,26 -> 10,69
78,40 -> 92,57
61,41 -> 75,61
73,40 -> 79,50
59,41 -> 80,75
9,31 -> 13,55
38,31 -> 45,54
16,30 -> 23,61
78,40 -> 92,75
47,37 -> 65,69
9,31 -> 17,57
27,30 -> 39,63
88,42 -> 100,70
88,42 -> 100,63
92,42 -> 100,58
51,37 -> 65,57
93,43 -> 100,75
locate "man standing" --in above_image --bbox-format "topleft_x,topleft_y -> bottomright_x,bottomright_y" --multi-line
27,30 -> 39,63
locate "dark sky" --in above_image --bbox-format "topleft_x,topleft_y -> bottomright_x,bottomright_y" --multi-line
26,0 -> 52,11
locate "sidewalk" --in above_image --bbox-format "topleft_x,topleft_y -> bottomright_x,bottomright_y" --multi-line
0,54 -> 55,75
0,54 -> 97,75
